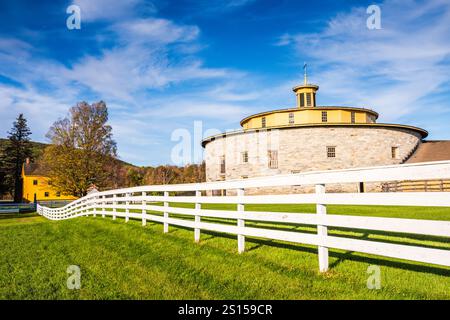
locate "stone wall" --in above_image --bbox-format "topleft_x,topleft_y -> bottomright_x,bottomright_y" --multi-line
203,126 -> 422,194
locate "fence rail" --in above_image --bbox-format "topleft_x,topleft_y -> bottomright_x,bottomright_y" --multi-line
38,161 -> 450,272
0,203 -> 36,213
382,179 -> 450,192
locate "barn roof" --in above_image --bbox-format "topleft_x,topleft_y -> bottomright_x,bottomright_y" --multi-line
23,162 -> 49,176
406,140 -> 450,163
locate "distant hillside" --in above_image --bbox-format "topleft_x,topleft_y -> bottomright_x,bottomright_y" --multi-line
0,138 -> 206,189
0,138 -> 48,160
0,138 -> 135,167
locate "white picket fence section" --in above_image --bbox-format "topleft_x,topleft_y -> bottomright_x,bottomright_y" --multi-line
38,161 -> 450,272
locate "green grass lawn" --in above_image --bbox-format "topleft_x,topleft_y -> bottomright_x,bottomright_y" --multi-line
0,204 -> 449,300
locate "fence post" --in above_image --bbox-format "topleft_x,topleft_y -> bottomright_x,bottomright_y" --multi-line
316,184 -> 328,272
194,190 -> 201,243
93,196 -> 97,217
164,191 -> 169,233
237,188 -> 245,254
142,191 -> 147,226
125,192 -> 130,223
102,195 -> 105,218
112,194 -> 117,220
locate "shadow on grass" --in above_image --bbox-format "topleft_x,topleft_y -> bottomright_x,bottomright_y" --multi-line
80,216 -> 450,277
168,225 -> 450,277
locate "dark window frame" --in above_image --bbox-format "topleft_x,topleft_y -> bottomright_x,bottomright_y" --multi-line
327,146 -> 336,158
268,150 -> 278,169
241,151 -> 249,163
288,112 -> 294,124
299,93 -> 305,107
306,93 -> 312,106
220,156 -> 226,174
391,146 -> 399,159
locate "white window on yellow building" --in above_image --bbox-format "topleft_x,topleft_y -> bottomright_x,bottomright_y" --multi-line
289,112 -> 294,124
299,93 -> 305,107
306,93 -> 312,106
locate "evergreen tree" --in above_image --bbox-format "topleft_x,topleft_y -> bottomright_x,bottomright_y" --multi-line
3,114 -> 33,202
0,147 -> 9,197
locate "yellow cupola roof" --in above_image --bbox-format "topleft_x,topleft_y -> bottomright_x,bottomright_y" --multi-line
292,64 -> 319,108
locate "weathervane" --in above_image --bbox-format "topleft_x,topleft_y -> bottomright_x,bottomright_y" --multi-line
303,62 -> 308,85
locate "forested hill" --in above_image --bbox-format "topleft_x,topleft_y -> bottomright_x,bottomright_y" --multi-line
0,138 -> 205,187
0,138 -> 48,160
0,138 -> 134,168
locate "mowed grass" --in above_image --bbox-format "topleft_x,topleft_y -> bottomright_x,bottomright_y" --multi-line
0,204 -> 449,300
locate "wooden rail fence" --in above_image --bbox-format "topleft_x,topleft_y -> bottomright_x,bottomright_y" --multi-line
38,161 -> 450,272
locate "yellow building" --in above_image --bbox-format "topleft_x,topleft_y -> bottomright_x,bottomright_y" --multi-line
241,79 -> 378,130
22,160 -> 77,203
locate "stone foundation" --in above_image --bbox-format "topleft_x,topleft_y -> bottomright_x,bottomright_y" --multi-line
204,126 -> 422,194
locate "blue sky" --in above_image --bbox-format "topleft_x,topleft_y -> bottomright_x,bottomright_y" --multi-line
1,0 -> 449,166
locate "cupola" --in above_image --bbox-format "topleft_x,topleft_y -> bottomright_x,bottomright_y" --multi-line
292,64 -> 319,108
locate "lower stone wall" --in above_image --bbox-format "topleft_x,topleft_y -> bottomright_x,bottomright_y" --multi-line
210,181 -> 382,196
204,126 -> 422,194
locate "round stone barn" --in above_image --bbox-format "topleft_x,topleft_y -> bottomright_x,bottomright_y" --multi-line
201,76 -> 445,193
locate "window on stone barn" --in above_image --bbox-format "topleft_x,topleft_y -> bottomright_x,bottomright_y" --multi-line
268,150 -> 278,169
391,146 -> 399,159
327,146 -> 336,158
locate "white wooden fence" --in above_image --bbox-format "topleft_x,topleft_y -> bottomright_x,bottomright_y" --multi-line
37,161 -> 450,272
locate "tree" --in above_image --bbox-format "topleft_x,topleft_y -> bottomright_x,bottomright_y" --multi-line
0,149 -> 9,197
2,114 -> 33,202
43,101 -> 117,197
126,167 -> 145,187
142,163 -> 205,186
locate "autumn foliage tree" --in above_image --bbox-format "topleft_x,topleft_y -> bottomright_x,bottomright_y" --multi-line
143,162 -> 205,185
43,101 -> 117,197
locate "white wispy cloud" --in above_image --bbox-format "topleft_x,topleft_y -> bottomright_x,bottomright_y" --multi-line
72,0 -> 151,22
0,11 -> 261,165
114,18 -> 200,44
276,0 -> 450,124
176,0 -> 257,15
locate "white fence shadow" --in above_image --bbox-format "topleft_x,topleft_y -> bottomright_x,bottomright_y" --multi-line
38,161 -> 450,272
